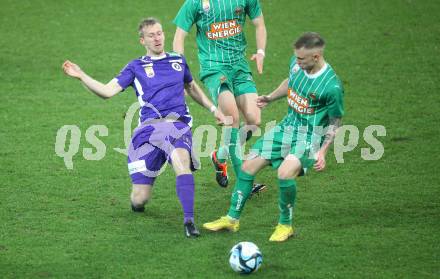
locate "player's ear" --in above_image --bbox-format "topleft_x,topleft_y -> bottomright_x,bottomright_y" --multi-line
313,53 -> 320,62
139,37 -> 144,45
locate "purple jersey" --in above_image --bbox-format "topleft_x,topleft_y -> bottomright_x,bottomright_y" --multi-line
116,52 -> 193,125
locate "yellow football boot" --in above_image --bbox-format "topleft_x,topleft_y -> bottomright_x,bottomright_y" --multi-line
203,216 -> 239,232
269,224 -> 294,242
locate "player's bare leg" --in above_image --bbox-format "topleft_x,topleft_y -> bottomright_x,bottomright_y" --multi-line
131,184 -> 153,212
170,148 -> 192,176
241,155 -> 269,175
277,155 -> 303,180
236,93 -> 261,137
218,90 -> 241,128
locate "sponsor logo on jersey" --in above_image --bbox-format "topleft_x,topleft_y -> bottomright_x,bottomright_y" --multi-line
128,160 -> 147,174
143,64 -> 155,78
172,62 -> 182,71
287,88 -> 315,114
206,19 -> 242,40
202,0 -> 210,13
169,59 -> 183,63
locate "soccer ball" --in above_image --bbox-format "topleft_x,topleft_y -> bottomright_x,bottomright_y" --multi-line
229,241 -> 263,274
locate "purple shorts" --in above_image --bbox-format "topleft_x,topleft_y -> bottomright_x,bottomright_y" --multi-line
127,121 -> 199,185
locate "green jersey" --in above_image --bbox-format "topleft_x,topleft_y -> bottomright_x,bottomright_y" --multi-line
282,56 -> 344,143
250,57 -> 344,170
173,0 -> 262,70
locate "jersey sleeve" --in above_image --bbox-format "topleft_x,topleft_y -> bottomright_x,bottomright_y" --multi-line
246,0 -> 262,20
173,0 -> 199,32
183,57 -> 193,84
115,62 -> 135,90
326,83 -> 345,118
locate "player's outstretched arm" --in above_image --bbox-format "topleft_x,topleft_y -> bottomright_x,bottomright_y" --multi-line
314,117 -> 343,172
184,81 -> 228,125
173,27 -> 188,55
250,15 -> 267,74
256,78 -> 289,108
62,60 -> 122,99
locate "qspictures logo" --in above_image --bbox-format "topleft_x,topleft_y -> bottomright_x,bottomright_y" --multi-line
206,20 -> 242,40
55,102 -> 387,171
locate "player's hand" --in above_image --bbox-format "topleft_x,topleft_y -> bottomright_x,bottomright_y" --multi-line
313,150 -> 326,172
256,95 -> 271,109
250,53 -> 264,74
214,110 -> 231,126
62,60 -> 83,79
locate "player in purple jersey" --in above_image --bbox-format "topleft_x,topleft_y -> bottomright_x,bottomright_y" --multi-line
62,18 -> 226,238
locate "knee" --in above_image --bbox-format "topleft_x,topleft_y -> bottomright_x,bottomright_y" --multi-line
131,187 -> 150,206
278,155 -> 302,180
277,168 -> 296,180
241,161 -> 251,173
171,151 -> 192,176
241,161 -> 256,176
246,117 -> 261,128
228,113 -> 240,126
244,109 -> 261,127
219,106 -> 240,126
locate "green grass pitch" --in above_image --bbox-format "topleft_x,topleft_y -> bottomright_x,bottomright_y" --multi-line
1,0 -> 439,278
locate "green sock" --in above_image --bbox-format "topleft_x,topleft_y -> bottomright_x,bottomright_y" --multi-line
278,179 -> 297,225
217,127 -> 232,163
227,171 -> 255,219
239,123 -> 254,145
217,146 -> 229,163
229,128 -> 243,176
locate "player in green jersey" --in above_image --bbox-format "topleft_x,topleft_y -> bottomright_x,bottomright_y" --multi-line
203,32 -> 344,242
173,0 -> 267,190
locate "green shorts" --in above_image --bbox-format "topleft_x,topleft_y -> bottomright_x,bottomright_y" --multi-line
200,59 -> 257,105
249,123 -> 317,175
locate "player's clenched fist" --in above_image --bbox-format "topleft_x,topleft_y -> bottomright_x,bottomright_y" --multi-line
62,60 -> 83,79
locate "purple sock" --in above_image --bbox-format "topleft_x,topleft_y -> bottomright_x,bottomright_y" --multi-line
176,174 -> 195,224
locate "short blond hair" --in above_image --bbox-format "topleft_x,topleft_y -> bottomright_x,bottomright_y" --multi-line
294,32 -> 325,49
138,17 -> 161,37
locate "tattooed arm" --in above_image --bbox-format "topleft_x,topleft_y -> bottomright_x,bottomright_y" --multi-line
314,117 -> 342,171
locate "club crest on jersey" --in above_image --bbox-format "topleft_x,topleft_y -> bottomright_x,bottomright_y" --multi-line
202,0 -> 210,13
235,6 -> 244,16
292,64 -> 300,74
172,62 -> 182,72
182,134 -> 192,147
144,64 -> 155,78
